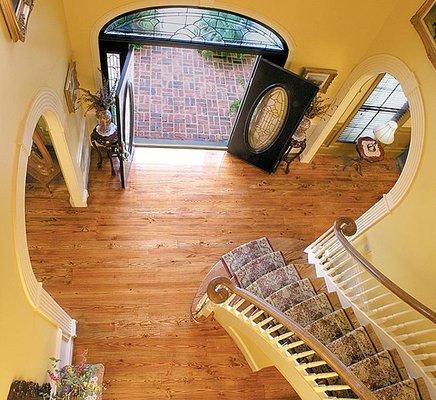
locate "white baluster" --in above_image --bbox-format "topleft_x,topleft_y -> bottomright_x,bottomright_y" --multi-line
397,328 -> 436,341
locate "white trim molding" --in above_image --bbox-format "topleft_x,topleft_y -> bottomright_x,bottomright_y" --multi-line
302,54 -> 424,238
14,87 -> 82,341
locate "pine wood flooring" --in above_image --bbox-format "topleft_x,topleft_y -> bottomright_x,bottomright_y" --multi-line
25,148 -> 399,400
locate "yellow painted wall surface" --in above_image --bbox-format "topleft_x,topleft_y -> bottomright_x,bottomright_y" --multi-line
0,0 -> 81,397
359,0 -> 436,310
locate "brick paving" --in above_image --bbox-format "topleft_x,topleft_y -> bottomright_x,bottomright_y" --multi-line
133,45 -> 256,146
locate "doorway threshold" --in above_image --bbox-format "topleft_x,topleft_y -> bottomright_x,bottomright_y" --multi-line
134,137 -> 228,150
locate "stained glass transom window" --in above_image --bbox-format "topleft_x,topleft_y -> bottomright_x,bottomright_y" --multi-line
103,7 -> 285,52
338,73 -> 408,143
248,86 -> 289,151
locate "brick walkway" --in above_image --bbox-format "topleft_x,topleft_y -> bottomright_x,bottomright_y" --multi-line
133,45 -> 256,146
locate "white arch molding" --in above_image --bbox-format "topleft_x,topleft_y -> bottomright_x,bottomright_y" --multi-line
302,54 -> 425,236
89,0 -> 297,88
15,87 -> 82,349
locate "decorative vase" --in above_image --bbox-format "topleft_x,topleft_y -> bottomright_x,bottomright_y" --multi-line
96,109 -> 113,136
294,116 -> 311,142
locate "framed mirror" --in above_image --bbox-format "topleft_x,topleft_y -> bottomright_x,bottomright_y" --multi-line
0,0 -> 34,42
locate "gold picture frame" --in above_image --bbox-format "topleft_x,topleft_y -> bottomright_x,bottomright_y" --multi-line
302,67 -> 338,94
411,0 -> 436,68
64,61 -> 80,113
0,0 -> 34,42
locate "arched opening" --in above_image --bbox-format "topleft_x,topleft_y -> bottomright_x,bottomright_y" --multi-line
303,54 -> 424,238
97,6 -> 289,149
13,89 -> 81,368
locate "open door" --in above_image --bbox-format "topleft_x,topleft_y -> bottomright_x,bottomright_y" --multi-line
115,46 -> 135,188
228,57 -> 318,173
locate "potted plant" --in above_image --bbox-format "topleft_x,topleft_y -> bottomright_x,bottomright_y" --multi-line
46,351 -> 104,400
79,75 -> 117,137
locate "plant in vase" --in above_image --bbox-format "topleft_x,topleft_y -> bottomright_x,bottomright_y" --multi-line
78,75 -> 117,137
294,95 -> 331,141
46,351 -> 104,400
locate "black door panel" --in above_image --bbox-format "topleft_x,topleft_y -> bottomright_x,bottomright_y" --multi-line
227,57 -> 318,173
115,46 -> 135,188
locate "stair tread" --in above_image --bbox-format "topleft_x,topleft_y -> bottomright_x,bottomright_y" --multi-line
234,251 -> 285,288
349,350 -> 402,391
285,293 -> 334,327
221,237 -> 273,274
266,278 -> 316,312
247,264 -> 300,299
327,327 -> 377,366
374,379 -> 421,400
307,309 -> 354,345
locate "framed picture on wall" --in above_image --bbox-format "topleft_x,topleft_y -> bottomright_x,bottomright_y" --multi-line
64,61 -> 80,113
411,0 -> 436,68
0,0 -> 35,42
301,67 -> 338,94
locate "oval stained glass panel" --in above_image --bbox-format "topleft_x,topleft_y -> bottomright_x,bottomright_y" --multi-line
247,86 -> 289,152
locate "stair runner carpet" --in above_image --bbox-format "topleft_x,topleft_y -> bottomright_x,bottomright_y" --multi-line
220,238 -> 428,400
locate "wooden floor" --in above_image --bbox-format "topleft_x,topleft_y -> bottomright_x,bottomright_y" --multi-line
25,148 -> 399,400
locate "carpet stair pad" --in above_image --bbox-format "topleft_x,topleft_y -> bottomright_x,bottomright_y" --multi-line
217,237 -> 430,399
246,264 -> 300,299
306,309 -> 354,345
349,350 -> 401,391
234,251 -> 285,288
265,278 -> 316,312
285,293 -> 334,327
374,379 -> 421,400
221,237 -> 273,274
327,327 -> 377,366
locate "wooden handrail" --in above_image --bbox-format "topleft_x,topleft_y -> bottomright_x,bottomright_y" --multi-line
334,217 -> 436,324
207,276 -> 378,400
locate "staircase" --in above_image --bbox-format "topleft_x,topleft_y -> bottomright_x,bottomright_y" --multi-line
192,229 -> 434,399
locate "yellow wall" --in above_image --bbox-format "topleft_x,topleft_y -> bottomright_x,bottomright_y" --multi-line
0,0 -> 81,396
359,0 -> 436,310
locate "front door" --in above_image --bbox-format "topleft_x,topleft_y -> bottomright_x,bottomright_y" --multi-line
115,46 -> 135,188
227,57 -> 318,173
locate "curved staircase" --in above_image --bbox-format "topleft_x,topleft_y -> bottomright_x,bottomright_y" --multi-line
192,235 -> 434,399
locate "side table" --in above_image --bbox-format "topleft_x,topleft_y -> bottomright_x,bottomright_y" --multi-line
90,127 -> 120,176
343,136 -> 385,175
283,138 -> 306,174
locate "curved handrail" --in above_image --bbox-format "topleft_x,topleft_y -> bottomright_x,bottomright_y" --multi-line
207,276 -> 377,400
334,217 -> 436,324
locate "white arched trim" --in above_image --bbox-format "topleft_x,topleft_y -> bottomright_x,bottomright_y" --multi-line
14,87 -> 81,341
301,54 -> 424,235
89,0 -> 297,87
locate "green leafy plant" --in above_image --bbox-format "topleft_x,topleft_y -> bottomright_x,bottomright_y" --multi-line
197,49 -> 244,62
229,98 -> 242,115
228,76 -> 247,116
130,43 -> 143,51
46,351 -> 104,400
197,49 -> 214,60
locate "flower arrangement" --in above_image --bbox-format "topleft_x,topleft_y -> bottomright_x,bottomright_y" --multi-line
78,75 -> 117,115
305,95 -> 331,120
46,351 -> 104,400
